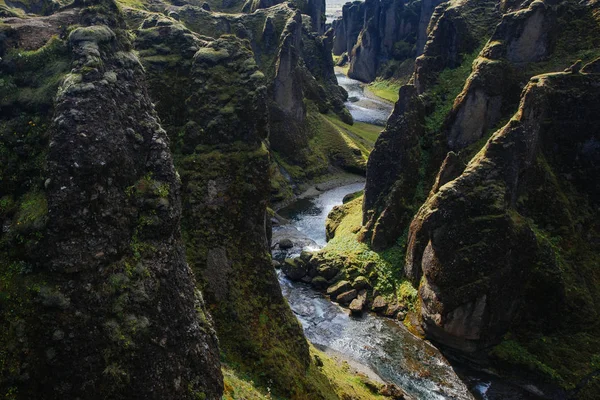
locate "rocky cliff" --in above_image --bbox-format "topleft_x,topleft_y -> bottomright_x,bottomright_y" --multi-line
321,0 -> 600,395
1,0 -> 381,397
131,13 -> 314,394
0,1 -> 223,398
332,0 -> 441,82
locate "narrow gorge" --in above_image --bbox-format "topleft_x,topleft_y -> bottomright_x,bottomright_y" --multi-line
1,0 -> 599,399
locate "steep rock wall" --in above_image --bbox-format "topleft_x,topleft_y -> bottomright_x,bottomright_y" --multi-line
0,1 -> 223,399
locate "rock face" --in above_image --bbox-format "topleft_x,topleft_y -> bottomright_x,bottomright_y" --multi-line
348,0 -> 422,82
445,0 -> 557,150
332,1 -> 365,56
415,0 -> 444,55
133,15 -> 312,395
0,1 -> 222,399
332,0 -> 442,82
352,0 -> 600,391
406,71 -> 600,353
361,85 -> 423,250
273,11 -> 306,122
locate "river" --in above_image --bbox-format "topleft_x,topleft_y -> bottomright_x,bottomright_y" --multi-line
273,183 -> 544,400
336,71 -> 394,126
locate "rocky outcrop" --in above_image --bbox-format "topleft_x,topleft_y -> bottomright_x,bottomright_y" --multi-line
361,0 -> 503,248
361,85 -> 423,250
406,70 -> 600,354
347,0 -> 421,82
0,1 -> 222,399
332,1 -> 365,56
445,0 -> 557,150
414,0 -> 502,93
415,0 -> 444,55
167,3 -> 348,167
133,15 -> 314,396
332,0 -> 443,82
273,11 -> 305,122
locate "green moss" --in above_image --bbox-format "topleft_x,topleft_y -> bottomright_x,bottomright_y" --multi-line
367,79 -> 401,103
1,36 -> 69,109
14,191 -> 47,230
491,339 -> 562,383
424,46 -> 483,133
319,196 -> 416,309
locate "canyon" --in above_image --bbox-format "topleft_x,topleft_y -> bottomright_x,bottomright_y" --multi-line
1,0 -> 599,399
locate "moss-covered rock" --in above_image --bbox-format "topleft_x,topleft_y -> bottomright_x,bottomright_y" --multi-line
0,1 -> 223,399
407,71 -> 600,391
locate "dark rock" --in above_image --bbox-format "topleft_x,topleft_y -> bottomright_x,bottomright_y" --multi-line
361,85 -> 424,250
0,4 -> 223,398
282,258 -> 308,281
279,238 -> 294,249
371,296 -> 388,312
326,280 -> 352,298
336,289 -> 358,305
407,73 -> 600,352
311,276 -> 329,290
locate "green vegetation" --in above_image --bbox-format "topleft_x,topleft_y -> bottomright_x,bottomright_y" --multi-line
273,109 -> 381,183
424,47 -> 482,133
367,79 -> 401,103
222,345 -> 388,400
318,196 -> 416,309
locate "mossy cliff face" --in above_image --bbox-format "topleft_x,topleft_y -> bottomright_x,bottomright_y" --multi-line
132,15 -> 322,397
332,0 -> 424,83
407,70 -> 600,391
322,0 -> 600,393
0,1 -> 222,399
360,85 -> 423,251
136,1 -> 349,172
445,0 -> 600,151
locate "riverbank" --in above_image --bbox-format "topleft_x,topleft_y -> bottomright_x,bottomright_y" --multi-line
273,182 -> 554,400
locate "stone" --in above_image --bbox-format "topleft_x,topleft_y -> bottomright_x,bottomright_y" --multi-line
352,276 -> 371,290
317,264 -> 340,281
380,383 -> 412,399
311,276 -> 329,290
336,289 -> 358,305
282,258 -> 307,281
349,290 -> 368,315
326,280 -> 352,298
371,296 -> 388,312
279,238 -> 294,249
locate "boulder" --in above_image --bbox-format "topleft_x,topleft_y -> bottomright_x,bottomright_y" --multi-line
282,258 -> 307,281
349,290 -> 368,315
318,264 -> 340,281
326,280 -> 352,298
336,289 -> 358,305
279,238 -> 294,249
352,276 -> 371,290
311,276 -> 329,290
371,295 -> 388,312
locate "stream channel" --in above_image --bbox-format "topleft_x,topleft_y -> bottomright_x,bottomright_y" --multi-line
270,70 -> 544,399
273,183 -> 544,400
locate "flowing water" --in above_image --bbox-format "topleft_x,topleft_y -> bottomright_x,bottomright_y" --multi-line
274,183 -> 544,400
336,72 -> 394,126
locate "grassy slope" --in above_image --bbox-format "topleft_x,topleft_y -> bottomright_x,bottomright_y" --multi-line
274,109 -> 381,183
366,80 -> 401,103
223,345 -> 388,400
319,196 -> 418,311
